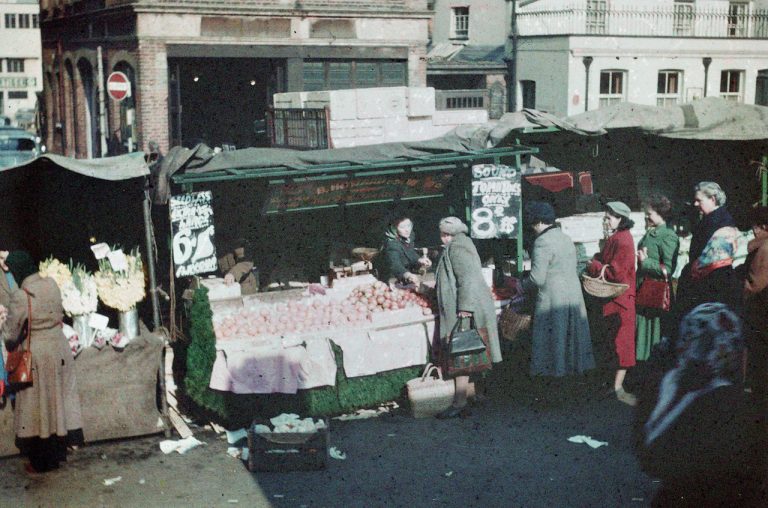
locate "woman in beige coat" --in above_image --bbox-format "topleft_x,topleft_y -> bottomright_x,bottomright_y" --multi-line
1,272 -> 83,473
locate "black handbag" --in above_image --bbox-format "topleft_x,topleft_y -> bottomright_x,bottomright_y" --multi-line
448,317 -> 487,357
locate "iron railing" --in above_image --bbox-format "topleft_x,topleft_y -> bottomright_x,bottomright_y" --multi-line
435,89 -> 489,111
518,5 -> 768,38
266,108 -> 330,150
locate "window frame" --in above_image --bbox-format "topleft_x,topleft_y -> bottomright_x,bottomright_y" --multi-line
586,0 -> 608,35
673,1 -> 695,36
450,6 -> 470,40
32,14 -> 39,29
728,2 -> 748,37
302,60 -> 407,92
719,69 -> 744,102
19,14 -> 30,29
657,70 -> 683,107
598,69 -> 627,108
5,13 -> 17,29
6,59 -> 25,73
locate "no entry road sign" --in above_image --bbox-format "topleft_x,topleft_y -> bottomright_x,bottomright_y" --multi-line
107,71 -> 131,101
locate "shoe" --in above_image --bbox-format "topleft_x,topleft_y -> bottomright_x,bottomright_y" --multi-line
435,406 -> 471,419
615,387 -> 637,406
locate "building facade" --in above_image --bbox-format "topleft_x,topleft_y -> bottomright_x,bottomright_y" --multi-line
39,0 -> 431,157
514,0 -> 768,116
427,0 -> 510,119
0,0 -> 41,129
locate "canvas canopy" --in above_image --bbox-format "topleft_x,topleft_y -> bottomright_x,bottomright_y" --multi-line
1,151 -> 150,180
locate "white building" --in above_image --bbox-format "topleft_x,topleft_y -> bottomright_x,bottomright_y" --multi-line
515,0 -> 768,116
0,0 -> 41,128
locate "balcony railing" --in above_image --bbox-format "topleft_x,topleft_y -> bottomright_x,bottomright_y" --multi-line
518,5 -> 768,38
435,89 -> 490,111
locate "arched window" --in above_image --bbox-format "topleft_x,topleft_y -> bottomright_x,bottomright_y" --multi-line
112,61 -> 137,153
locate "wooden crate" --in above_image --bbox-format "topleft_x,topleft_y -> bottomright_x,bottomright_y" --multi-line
247,420 -> 329,472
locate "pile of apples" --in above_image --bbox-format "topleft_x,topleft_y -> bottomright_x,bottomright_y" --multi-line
212,282 -> 437,340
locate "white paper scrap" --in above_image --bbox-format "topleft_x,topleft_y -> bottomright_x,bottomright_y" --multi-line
107,249 -> 128,272
159,436 -> 206,454
90,243 -> 111,260
88,313 -> 110,331
329,447 -> 347,460
225,428 -> 247,444
103,476 -> 122,486
567,435 -> 608,449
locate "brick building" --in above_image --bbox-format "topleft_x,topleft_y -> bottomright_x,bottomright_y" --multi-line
39,0 -> 431,157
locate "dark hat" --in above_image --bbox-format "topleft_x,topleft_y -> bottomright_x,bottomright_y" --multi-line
524,201 -> 556,225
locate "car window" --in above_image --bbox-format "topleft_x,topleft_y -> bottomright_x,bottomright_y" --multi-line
0,137 -> 36,151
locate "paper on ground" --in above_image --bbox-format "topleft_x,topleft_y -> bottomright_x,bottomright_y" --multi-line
103,476 -> 122,486
329,447 -> 346,460
567,435 -> 608,449
159,436 -> 206,454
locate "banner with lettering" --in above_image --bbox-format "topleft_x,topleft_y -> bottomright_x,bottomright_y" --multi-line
170,191 -> 218,277
470,164 -> 521,239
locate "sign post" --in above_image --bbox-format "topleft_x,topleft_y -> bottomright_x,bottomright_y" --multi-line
106,71 -> 131,102
170,191 -> 218,278
469,163 -> 522,240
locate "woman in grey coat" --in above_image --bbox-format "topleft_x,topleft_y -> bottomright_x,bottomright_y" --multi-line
522,202 -> 595,377
435,217 -> 500,418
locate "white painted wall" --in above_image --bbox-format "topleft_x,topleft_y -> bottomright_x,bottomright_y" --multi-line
0,0 -> 42,124
431,0 -> 509,46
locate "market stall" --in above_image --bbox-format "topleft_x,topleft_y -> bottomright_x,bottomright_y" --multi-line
0,153 -> 167,457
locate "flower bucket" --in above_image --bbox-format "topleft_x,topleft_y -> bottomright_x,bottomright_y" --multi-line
72,313 -> 95,347
118,307 -> 140,340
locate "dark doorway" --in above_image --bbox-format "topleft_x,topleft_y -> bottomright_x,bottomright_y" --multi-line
756,69 -> 768,106
168,57 -> 284,149
521,80 -> 536,109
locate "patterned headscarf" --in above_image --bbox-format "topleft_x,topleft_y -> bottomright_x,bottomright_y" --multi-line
644,303 -> 743,445
690,226 -> 739,280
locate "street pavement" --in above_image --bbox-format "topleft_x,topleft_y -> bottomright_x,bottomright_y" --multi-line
0,345 -> 656,507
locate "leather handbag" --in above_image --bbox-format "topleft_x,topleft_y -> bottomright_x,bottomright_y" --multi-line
442,317 -> 492,378
448,317 -> 487,356
636,264 -> 671,312
6,290 -> 33,386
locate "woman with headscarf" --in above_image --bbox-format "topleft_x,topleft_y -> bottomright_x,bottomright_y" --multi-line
637,303 -> 766,506
586,201 -> 638,405
674,182 -> 741,322
434,217 -> 500,418
380,217 -> 431,286
1,271 -> 84,473
635,194 -> 680,361
522,202 -> 595,378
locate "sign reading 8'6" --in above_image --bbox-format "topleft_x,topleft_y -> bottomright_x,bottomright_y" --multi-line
170,191 -> 218,278
470,164 -> 521,240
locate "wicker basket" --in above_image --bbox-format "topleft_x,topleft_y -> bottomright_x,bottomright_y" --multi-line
581,265 -> 629,299
499,305 -> 532,342
406,363 -> 455,418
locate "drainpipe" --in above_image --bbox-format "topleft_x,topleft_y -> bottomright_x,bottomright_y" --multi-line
505,0 -> 518,112
702,57 -> 712,98
582,56 -> 593,112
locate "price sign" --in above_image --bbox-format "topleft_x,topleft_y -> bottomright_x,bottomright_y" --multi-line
470,164 -> 521,240
170,191 -> 218,277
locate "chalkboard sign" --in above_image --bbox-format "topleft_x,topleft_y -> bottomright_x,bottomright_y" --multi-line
263,173 -> 453,213
170,191 -> 218,277
470,164 -> 521,239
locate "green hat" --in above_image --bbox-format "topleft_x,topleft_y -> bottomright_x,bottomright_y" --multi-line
606,201 -> 632,219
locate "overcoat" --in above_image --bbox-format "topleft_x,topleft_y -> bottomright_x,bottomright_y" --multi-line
4,274 -> 83,440
435,233 -> 501,363
522,226 -> 594,376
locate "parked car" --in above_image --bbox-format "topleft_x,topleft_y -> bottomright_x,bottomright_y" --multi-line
0,126 -> 43,169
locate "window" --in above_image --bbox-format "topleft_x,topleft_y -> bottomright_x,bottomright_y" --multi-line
302,60 -> 407,91
6,59 -> 24,73
521,80 -> 536,109
19,14 -> 30,29
657,71 -> 682,107
5,14 -> 16,29
728,2 -> 748,37
599,70 -> 626,108
8,91 -> 28,99
32,14 -> 38,28
673,1 -> 694,36
586,0 -> 607,35
451,7 -> 469,39
720,70 -> 744,102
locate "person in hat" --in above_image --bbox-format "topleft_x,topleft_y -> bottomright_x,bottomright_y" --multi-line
220,238 -> 259,295
521,201 -> 595,378
586,201 -> 638,405
379,217 -> 431,286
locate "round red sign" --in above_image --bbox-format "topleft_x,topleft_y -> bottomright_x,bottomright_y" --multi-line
106,71 -> 130,101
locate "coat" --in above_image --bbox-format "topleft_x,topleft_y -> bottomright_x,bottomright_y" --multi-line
0,269 -> 14,308
522,226 -> 594,376
218,253 -> 258,295
4,274 -> 83,440
588,228 -> 637,368
744,235 -> 768,333
435,233 -> 501,363
382,234 -> 422,283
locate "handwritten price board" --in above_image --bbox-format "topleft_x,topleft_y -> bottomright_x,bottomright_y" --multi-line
170,191 -> 218,277
470,164 -> 521,240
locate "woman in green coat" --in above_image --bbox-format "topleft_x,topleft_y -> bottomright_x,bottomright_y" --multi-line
635,195 -> 680,361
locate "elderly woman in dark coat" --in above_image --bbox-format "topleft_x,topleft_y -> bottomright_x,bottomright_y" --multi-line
381,217 -> 431,285
434,216 -> 500,418
1,272 -> 84,473
522,202 -> 595,377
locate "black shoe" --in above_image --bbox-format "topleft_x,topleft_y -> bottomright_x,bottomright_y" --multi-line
436,406 -> 471,419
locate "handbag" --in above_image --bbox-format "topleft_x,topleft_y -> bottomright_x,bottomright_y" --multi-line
406,363 -> 455,418
6,289 -> 33,386
442,317 -> 492,378
636,264 -> 671,311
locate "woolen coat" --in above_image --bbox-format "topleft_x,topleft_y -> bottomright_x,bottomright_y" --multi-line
4,274 -> 83,440
522,226 -> 595,377
435,232 -> 501,363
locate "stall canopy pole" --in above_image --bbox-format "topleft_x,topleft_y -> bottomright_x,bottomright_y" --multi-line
143,184 -> 161,331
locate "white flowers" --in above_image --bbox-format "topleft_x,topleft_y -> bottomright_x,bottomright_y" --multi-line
94,247 -> 146,312
39,258 -> 98,317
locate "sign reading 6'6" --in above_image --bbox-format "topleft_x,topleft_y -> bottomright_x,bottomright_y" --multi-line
170,191 -> 218,277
